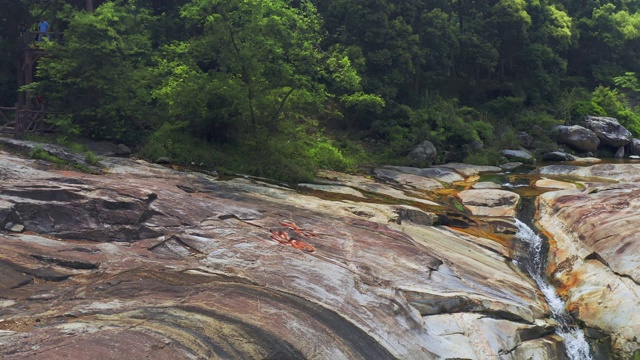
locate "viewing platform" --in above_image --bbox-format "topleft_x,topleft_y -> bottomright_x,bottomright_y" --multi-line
0,32 -> 65,138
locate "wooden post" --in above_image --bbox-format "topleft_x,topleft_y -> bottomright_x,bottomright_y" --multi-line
16,56 -> 24,106
23,51 -> 33,107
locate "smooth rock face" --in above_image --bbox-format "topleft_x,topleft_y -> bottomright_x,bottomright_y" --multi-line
472,181 -> 502,189
381,166 -> 464,184
298,183 -> 365,198
537,164 -> 640,358
0,151 -> 563,359
626,138 -> 640,156
457,189 -> 521,217
534,179 -> 577,190
435,163 -> 501,177
541,151 -> 576,162
500,149 -> 535,164
501,162 -> 524,171
373,168 -> 444,191
539,163 -> 640,182
552,125 -> 600,153
582,115 -> 633,147
316,170 -> 439,206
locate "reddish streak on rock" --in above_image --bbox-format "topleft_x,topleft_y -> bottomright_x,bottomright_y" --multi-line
270,222 -> 317,252
290,239 -> 316,253
279,221 -> 317,238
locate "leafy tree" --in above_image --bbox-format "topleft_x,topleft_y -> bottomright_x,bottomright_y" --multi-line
154,0 -> 381,142
28,0 -> 158,143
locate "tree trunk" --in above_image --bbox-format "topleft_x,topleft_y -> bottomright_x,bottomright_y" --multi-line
86,0 -> 94,12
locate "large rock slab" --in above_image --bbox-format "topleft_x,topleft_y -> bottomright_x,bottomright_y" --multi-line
380,166 -> 465,183
0,148 -> 564,359
538,163 -> 640,182
457,189 -> 521,217
435,163 -> 501,177
317,170 -> 439,206
538,174 -> 640,358
373,168 -> 444,191
582,115 -> 633,147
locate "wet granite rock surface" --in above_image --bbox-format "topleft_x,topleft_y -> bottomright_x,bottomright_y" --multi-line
537,164 -> 640,358
0,149 -> 566,359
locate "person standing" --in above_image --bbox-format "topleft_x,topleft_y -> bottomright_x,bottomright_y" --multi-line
37,17 -> 49,41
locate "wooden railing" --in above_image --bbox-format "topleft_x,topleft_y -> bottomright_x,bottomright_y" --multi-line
0,105 -> 55,138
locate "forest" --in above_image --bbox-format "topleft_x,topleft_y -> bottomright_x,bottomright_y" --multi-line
1,0 -> 640,181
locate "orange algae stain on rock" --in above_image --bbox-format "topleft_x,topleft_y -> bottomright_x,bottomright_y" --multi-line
557,270 -> 581,297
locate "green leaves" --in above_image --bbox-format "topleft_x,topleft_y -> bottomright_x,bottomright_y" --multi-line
31,0 -> 157,143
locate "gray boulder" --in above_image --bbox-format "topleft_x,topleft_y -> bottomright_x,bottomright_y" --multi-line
408,141 -> 437,163
500,149 -> 535,164
626,138 -> 640,156
518,131 -> 535,149
615,146 -> 625,159
552,125 -> 600,153
582,115 -> 632,147
541,151 -> 576,162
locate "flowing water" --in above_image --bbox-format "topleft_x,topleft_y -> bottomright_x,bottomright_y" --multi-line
514,219 -> 593,360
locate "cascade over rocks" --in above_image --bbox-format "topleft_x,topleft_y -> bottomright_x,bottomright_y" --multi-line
0,143 -> 568,360
537,163 -> 640,358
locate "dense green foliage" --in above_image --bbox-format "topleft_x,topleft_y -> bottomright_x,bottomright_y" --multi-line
2,0 -> 640,179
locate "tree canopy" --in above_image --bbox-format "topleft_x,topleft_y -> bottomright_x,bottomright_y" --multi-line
2,0 -> 640,179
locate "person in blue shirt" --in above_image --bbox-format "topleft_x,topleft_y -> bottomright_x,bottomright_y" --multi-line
37,17 -> 49,41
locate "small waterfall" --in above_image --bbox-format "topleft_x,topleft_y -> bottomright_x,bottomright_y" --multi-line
514,219 -> 593,360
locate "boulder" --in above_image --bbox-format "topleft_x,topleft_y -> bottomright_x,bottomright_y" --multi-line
518,131 -> 535,149
541,151 -> 576,162
501,162 -> 524,171
615,146 -> 625,159
457,189 -> 521,217
552,125 -> 600,153
500,149 -> 535,164
582,115 -> 633,147
626,138 -> 640,156
408,140 -> 437,163
394,205 -> 439,226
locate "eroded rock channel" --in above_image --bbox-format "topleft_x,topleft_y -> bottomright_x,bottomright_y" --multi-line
0,143 -> 637,359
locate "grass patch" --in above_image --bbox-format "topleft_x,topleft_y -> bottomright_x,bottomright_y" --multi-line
28,146 -> 67,165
